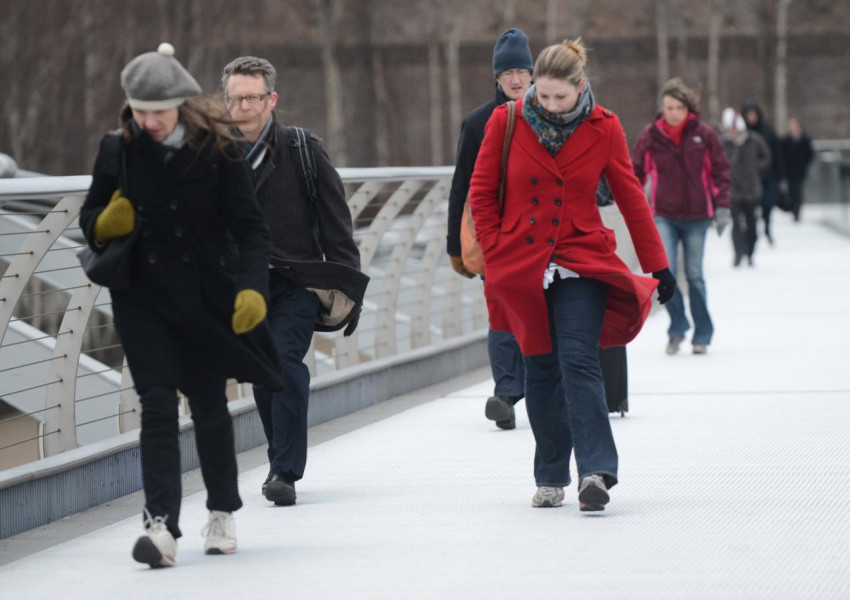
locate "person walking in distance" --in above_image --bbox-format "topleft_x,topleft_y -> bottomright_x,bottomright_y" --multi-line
446,28 -> 533,430
469,39 -> 675,511
222,56 -> 363,507
632,78 -> 731,355
780,117 -> 814,222
80,43 -> 284,567
720,107 -> 771,267
741,101 -> 781,243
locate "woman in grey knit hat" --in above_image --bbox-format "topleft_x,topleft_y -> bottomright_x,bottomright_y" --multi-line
79,43 -> 283,568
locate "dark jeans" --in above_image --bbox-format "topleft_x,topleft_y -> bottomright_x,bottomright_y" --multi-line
140,380 -> 241,539
488,328 -> 524,400
252,271 -> 320,483
523,277 -> 618,489
789,177 -> 805,220
731,201 -> 758,260
761,177 -> 777,235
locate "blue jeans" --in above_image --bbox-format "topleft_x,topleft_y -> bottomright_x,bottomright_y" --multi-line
523,277 -> 618,488
252,271 -> 321,482
488,328 -> 524,399
654,216 -> 714,345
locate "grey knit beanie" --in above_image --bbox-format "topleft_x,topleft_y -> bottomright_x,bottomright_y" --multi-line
493,28 -> 534,76
121,43 -> 202,110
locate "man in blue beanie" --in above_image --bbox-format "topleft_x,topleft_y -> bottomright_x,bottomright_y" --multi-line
446,28 -> 533,430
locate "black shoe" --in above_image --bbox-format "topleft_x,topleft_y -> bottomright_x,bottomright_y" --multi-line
485,395 -> 517,430
261,469 -> 273,495
733,254 -> 742,267
264,473 -> 297,506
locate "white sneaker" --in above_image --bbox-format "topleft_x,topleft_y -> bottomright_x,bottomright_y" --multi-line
532,486 -> 565,507
132,511 -> 177,568
202,510 -> 237,555
578,474 -> 610,511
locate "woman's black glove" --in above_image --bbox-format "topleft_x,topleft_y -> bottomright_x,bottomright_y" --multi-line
652,268 -> 676,305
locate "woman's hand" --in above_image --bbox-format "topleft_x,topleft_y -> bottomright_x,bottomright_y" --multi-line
94,190 -> 135,242
652,268 -> 676,304
232,289 -> 268,334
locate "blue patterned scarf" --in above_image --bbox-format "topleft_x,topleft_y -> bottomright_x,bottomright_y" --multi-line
522,81 -> 595,157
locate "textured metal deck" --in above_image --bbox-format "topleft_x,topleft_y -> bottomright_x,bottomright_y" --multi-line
2,206 -> 849,599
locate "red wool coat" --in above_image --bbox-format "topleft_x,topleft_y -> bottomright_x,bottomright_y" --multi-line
469,100 -> 669,356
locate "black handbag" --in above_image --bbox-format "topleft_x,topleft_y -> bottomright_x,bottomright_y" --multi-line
77,135 -> 140,291
77,224 -> 142,291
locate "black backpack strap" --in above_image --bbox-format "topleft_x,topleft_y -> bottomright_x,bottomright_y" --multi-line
286,126 -> 323,253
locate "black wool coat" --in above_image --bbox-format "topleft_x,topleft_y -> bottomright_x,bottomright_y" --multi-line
446,85 -> 510,257
80,130 -> 284,393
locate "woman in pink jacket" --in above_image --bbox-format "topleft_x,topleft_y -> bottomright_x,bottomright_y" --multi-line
469,39 -> 674,512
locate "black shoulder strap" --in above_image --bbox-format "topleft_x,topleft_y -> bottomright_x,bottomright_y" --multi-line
286,126 -> 323,253
102,131 -> 128,193
286,126 -> 318,204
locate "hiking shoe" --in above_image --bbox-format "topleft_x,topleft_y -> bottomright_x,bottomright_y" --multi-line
202,510 -> 237,555
264,473 -> 297,506
485,395 -> 515,429
132,511 -> 177,568
578,474 -> 610,512
665,335 -> 685,355
693,343 -> 708,355
532,486 -> 565,508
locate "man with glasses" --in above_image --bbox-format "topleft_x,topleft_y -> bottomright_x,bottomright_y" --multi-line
222,56 -> 361,506
446,28 -> 533,430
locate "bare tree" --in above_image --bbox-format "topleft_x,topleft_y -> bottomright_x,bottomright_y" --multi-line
445,22 -> 463,163
367,2 -> 390,166
428,40 -> 444,165
311,0 -> 348,166
656,0 -> 671,88
675,0 -> 689,76
545,0 -> 560,44
706,0 -> 726,126
774,0 -> 792,135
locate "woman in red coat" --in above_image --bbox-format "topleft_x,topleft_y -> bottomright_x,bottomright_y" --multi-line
469,39 -> 675,511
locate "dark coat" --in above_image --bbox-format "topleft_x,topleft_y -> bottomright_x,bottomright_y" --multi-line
632,114 -> 731,220
80,130 -> 284,392
723,131 -> 771,204
741,101 -> 781,182
781,133 -> 814,183
253,120 -> 363,331
470,101 -> 669,355
446,85 -> 510,257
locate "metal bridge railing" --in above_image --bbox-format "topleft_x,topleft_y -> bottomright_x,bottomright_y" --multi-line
0,168 -> 487,467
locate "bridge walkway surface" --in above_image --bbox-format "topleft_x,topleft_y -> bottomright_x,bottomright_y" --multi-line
1,205 -> 849,599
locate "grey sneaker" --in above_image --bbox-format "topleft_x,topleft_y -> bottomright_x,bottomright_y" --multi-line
692,343 -> 708,355
202,510 -> 237,555
666,335 -> 685,355
532,486 -> 565,508
485,396 -> 516,430
132,510 -> 177,568
578,475 -> 610,512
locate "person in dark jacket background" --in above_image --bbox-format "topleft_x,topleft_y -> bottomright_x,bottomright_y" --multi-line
632,77 -> 731,356
720,107 -> 771,267
780,117 -> 814,222
446,28 -> 533,430
80,43 -> 283,568
741,100 -> 781,243
222,56 -> 362,507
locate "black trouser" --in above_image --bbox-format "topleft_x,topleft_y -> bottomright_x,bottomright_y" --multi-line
139,380 -> 242,539
731,201 -> 758,261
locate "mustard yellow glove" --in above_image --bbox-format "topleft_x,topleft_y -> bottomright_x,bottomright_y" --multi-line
449,255 -> 476,279
94,189 -> 135,242
232,289 -> 267,334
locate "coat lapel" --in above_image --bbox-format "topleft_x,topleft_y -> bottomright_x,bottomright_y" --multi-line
554,111 -> 605,171
514,118 -> 562,179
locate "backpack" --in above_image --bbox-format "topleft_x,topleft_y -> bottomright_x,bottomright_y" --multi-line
284,126 -> 323,253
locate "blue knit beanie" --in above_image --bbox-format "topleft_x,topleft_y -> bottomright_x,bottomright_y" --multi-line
492,28 -> 533,76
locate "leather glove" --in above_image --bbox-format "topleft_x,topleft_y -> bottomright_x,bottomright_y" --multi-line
449,255 -> 475,279
343,305 -> 361,337
232,289 -> 267,334
652,268 -> 676,305
714,207 -> 731,237
94,189 -> 135,242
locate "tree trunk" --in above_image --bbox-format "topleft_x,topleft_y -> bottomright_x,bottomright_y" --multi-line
446,30 -> 462,164
545,0 -> 559,44
774,0 -> 792,136
675,0 -> 689,76
371,49 -> 390,166
428,41 -> 443,165
311,0 -> 347,166
707,0 -> 726,126
656,0 -> 670,88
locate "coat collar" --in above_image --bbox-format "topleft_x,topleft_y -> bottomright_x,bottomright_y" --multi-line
513,98 -> 607,177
